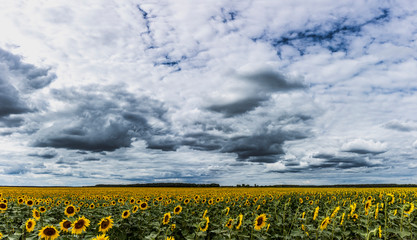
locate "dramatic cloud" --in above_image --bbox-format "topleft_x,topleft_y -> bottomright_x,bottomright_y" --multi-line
384,120 -> 417,132
341,139 -> 388,155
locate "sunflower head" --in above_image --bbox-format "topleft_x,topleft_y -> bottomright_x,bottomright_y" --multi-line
236,214 -> 243,230
320,217 -> 330,230
122,210 -> 130,219
163,212 -> 171,225
64,205 -> 76,217
60,219 -> 72,232
98,216 -> 113,233
71,216 -> 90,235
38,226 -> 60,240
33,209 -> 41,220
26,218 -> 36,232
140,202 -> 148,210
225,218 -> 233,229
132,205 -> 139,213
174,205 -> 182,215
199,216 -> 210,232
0,203 -> 7,211
92,233 -> 109,240
26,199 -> 34,207
254,214 -> 267,231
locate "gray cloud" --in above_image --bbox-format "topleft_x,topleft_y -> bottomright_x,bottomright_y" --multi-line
0,76 -> 32,118
28,149 -> 58,159
0,48 -> 56,91
207,97 -> 265,117
207,69 -> 306,117
341,139 -> 387,155
242,69 -> 306,92
32,85 -> 168,152
384,120 -> 417,132
221,129 -> 308,163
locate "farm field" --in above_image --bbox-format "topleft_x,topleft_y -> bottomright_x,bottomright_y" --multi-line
0,187 -> 416,239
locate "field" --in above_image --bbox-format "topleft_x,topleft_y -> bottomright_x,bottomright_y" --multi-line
0,187 -> 416,239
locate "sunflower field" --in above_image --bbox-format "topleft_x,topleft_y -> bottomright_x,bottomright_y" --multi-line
0,187 -> 417,239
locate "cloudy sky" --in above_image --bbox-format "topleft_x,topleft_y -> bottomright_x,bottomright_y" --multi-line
1,0 -> 417,186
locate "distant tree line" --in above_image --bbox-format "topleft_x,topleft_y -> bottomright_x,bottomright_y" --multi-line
94,183 -> 220,188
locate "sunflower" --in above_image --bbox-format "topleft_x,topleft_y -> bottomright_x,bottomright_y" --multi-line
254,214 -> 267,231
387,193 -> 395,204
89,203 -> 95,209
71,216 -> 90,234
64,205 -> 76,217
132,205 -> 139,213
140,202 -> 148,210
173,205 -> 182,215
130,198 -> 136,204
26,199 -> 34,207
25,218 -> 36,232
0,203 -> 6,211
166,237 -> 174,240
200,216 -> 209,232
365,200 -> 372,215
313,206 -> 319,220
330,206 -> 340,218
38,206 -> 47,213
18,198 -> 25,204
225,218 -> 233,229
122,210 -> 130,219
225,207 -> 230,216
320,217 -> 330,230
92,233 -> 109,240
38,225 -> 59,240
98,216 -> 113,233
184,198 -> 190,205
59,219 -> 72,232
171,224 -> 176,231
352,213 -> 358,221
33,209 -> 41,220
404,202 -> 415,215
236,214 -> 243,230
0,232 -> 2,238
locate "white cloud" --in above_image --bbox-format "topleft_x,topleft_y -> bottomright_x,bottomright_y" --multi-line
341,139 -> 388,154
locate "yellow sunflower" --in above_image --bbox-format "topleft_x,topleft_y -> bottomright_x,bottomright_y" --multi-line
140,202 -> 148,210
33,209 -> 41,221
132,205 -> 139,213
38,225 -> 60,240
404,202 -> 415,215
25,218 -> 36,232
92,233 -> 109,240
0,203 -> 6,211
236,214 -> 243,230
59,219 -> 72,232
166,237 -> 174,240
122,210 -> 130,219
173,205 -> 182,215
71,216 -> 90,234
64,205 -> 76,217
254,214 -> 267,231
39,206 -> 47,213
26,199 -> 34,207
313,206 -> 319,220
98,216 -> 113,233
200,216 -> 210,232
225,218 -> 233,229
163,212 -> 171,225
320,217 -> 330,230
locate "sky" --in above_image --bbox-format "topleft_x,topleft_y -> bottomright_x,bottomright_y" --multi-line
1,0 -> 417,186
